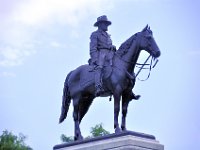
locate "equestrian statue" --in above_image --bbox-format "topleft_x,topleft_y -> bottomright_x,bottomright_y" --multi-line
59,15 -> 161,140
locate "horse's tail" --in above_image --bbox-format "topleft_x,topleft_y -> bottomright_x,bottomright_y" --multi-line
59,71 -> 72,124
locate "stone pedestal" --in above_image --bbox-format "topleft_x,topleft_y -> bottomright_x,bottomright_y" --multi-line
53,131 -> 164,150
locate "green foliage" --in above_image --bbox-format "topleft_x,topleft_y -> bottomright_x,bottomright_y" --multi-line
90,123 -> 110,137
61,123 -> 110,143
0,130 -> 32,150
60,134 -> 74,143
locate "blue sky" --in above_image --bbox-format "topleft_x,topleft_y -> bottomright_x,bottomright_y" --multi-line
0,0 -> 200,149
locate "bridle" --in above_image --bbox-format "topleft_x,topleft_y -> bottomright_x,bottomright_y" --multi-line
135,54 -> 159,81
116,31 -> 159,81
134,32 -> 159,81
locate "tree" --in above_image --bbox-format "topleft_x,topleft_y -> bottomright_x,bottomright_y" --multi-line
60,134 -> 74,143
90,123 -> 110,137
61,123 -> 110,143
0,130 -> 32,150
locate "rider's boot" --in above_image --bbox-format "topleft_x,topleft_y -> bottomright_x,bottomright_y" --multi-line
131,92 -> 141,100
95,67 -> 104,96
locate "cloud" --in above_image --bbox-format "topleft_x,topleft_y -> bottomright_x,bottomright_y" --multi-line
0,71 -> 16,77
50,41 -> 63,48
12,0 -> 114,27
0,0 -> 115,67
0,45 -> 36,67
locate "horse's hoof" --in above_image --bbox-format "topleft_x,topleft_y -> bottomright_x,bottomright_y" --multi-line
77,135 -> 83,141
74,135 -> 83,141
115,127 -> 122,133
79,136 -> 83,140
121,127 -> 127,131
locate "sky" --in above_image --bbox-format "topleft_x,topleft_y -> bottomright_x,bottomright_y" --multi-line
0,0 -> 200,149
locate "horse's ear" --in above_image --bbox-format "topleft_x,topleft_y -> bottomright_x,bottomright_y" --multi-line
148,26 -> 150,30
142,24 -> 148,32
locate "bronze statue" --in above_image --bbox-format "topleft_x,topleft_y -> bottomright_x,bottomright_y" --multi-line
59,16 -> 161,140
89,15 -> 116,96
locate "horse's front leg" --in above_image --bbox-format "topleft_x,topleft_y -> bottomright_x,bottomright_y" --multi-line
113,91 -> 122,133
73,98 -> 83,141
121,96 -> 130,131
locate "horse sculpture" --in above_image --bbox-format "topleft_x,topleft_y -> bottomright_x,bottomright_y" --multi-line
59,25 -> 161,140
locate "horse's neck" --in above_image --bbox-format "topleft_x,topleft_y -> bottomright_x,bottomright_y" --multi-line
115,35 -> 140,72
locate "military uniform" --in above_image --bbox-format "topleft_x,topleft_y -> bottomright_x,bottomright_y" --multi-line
90,15 -> 115,96
88,15 -> 140,99
90,29 -> 113,67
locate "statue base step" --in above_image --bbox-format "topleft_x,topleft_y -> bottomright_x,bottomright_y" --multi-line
53,131 -> 164,150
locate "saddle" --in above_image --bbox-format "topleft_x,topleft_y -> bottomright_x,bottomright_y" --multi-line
80,65 -> 113,89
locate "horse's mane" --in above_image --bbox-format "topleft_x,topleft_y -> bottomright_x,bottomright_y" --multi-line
116,33 -> 137,57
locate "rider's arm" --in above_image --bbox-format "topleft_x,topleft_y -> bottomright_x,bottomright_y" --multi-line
90,32 -> 98,54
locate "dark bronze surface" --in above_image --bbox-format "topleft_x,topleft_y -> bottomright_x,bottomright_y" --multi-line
59,18 -> 161,140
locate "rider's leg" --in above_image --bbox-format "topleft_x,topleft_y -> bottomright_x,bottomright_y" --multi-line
95,50 -> 106,96
95,67 -> 103,96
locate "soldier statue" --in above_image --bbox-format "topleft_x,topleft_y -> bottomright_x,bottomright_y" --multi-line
59,15 -> 161,140
89,15 -> 116,96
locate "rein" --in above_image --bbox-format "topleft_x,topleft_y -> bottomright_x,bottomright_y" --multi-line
116,52 -> 159,81
135,55 -> 159,81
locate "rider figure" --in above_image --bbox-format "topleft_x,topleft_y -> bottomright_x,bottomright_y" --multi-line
90,15 -> 140,100
90,15 -> 116,96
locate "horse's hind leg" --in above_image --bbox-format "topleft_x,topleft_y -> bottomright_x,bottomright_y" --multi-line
78,95 -> 94,123
73,97 -> 83,141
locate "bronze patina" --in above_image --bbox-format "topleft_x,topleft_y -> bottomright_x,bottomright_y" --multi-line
59,16 -> 161,140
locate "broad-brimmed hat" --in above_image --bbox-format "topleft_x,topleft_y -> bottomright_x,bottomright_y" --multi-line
94,15 -> 112,27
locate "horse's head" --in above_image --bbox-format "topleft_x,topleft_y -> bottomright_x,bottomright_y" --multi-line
139,25 -> 161,58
